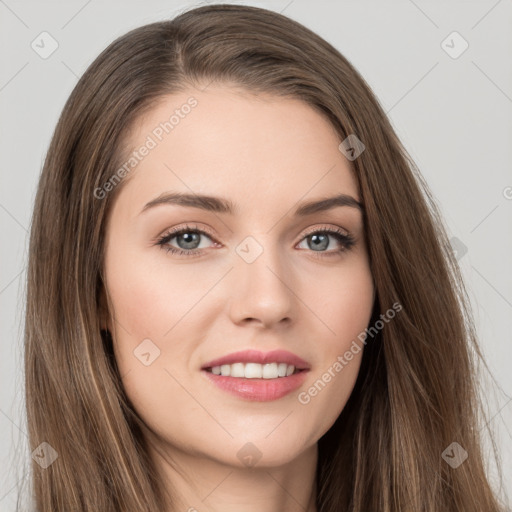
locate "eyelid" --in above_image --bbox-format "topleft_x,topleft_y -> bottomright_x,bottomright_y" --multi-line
300,223 -> 350,238
155,223 -> 218,243
156,222 -> 351,245
155,222 -> 355,259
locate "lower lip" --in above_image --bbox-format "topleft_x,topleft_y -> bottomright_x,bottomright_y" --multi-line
201,370 -> 309,401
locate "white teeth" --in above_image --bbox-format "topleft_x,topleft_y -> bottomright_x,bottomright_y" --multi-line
244,363 -> 262,378
210,362 -> 298,379
231,362 -> 245,378
262,362 -> 278,379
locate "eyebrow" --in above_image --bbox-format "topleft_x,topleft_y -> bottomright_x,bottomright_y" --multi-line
140,192 -> 363,216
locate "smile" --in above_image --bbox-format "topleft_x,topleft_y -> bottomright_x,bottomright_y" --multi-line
200,349 -> 310,401
206,362 -> 300,379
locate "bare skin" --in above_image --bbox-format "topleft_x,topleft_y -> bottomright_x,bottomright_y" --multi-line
101,84 -> 375,512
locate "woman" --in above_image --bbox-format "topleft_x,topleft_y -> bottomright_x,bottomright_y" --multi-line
23,4 -> 507,511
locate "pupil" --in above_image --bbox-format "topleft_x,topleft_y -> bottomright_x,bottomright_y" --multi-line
178,232 -> 200,249
309,233 -> 328,251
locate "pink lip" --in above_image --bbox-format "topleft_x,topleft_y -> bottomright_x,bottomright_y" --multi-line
200,349 -> 310,402
202,370 -> 309,401
201,349 -> 310,370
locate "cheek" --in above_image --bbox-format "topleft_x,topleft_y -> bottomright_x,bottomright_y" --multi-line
104,243 -> 212,341
103,246 -> 222,416
296,256 -> 373,428
307,252 -> 374,350
105,250 -> 198,437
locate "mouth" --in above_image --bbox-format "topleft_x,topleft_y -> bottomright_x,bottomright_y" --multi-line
204,362 -> 304,378
200,349 -> 310,401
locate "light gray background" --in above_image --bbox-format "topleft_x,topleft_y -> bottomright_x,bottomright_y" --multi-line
1,0 -> 511,509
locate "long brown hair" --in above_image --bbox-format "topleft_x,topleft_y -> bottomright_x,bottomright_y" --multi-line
23,4 -> 507,511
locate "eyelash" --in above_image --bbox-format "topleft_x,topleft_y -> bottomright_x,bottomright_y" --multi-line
155,223 -> 355,259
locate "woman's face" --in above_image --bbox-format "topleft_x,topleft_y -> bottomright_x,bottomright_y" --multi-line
102,84 -> 374,468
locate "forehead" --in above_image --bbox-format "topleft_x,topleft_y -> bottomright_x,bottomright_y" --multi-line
114,85 -> 360,217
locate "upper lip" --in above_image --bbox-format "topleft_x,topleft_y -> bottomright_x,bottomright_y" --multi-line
201,349 -> 310,371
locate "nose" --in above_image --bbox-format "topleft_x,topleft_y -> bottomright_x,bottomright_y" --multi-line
228,241 -> 295,329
